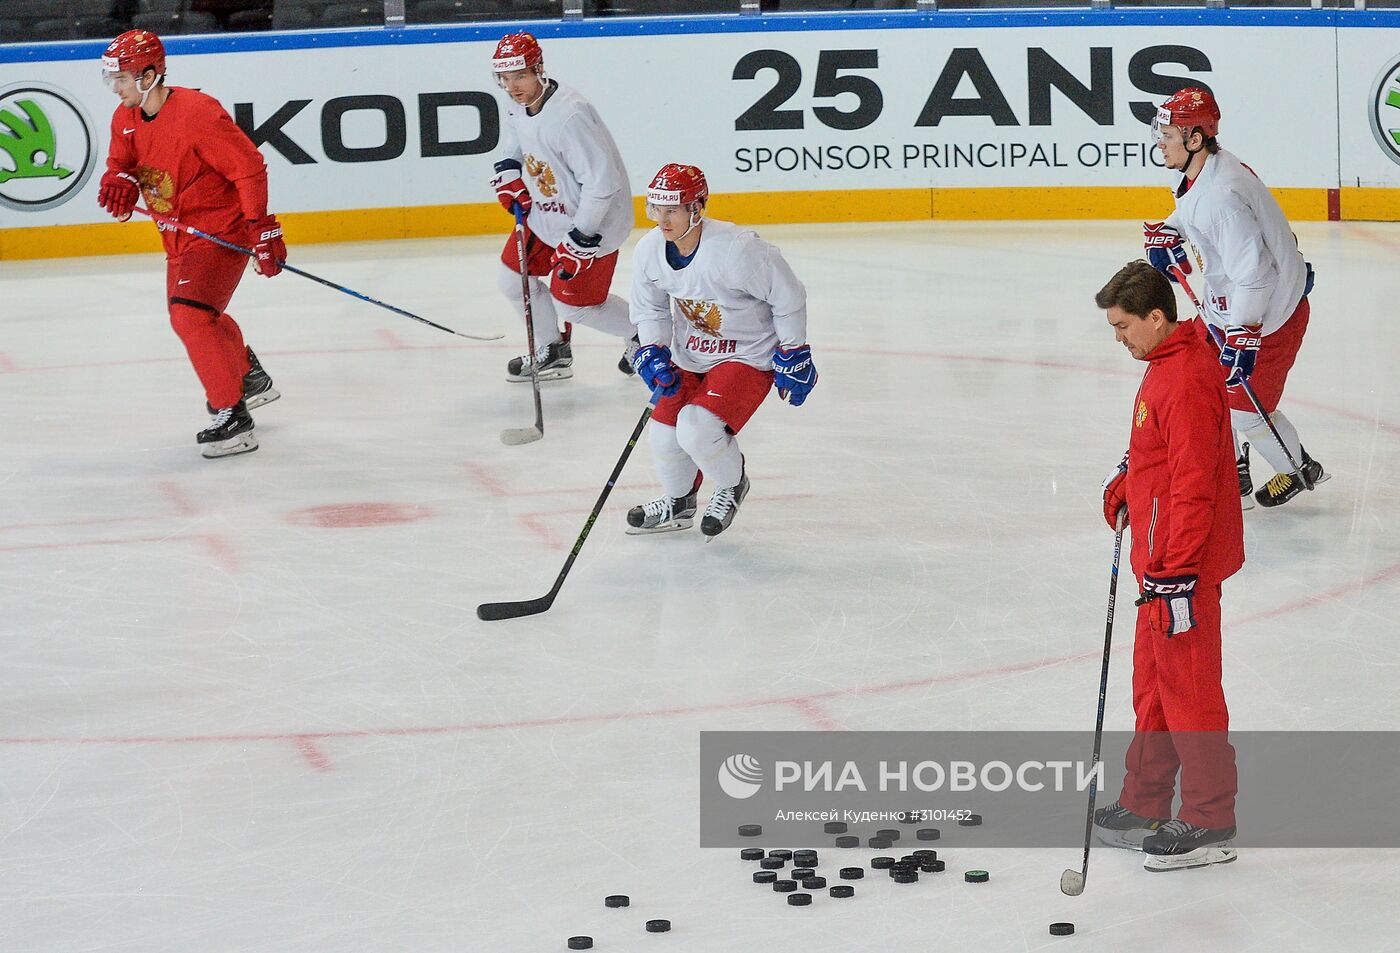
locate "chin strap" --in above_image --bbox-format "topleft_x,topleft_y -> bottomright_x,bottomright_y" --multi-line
674,203 -> 704,243
138,72 -> 164,111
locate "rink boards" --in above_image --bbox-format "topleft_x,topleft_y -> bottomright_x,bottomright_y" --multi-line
2,8 -> 1400,258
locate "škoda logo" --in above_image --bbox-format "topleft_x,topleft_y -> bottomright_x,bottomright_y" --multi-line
0,82 -> 97,212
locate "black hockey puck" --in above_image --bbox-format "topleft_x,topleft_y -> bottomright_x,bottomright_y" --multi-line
964,869 -> 990,883
568,937 -> 593,950
870,856 -> 896,869
792,849 -> 818,865
645,919 -> 671,933
876,828 -> 901,842
892,869 -> 919,884
898,811 -> 922,824
792,867 -> 815,879
916,828 -> 941,841
753,870 -> 777,884
824,821 -> 848,834
868,837 -> 892,849
912,849 -> 936,860
787,893 -> 812,906
839,867 -> 865,880
829,885 -> 855,898
740,847 -> 764,861
834,835 -> 859,848
958,814 -> 983,827
1050,922 -> 1075,936
802,876 -> 827,889
922,859 -> 946,873
773,879 -> 798,893
760,857 -> 785,870
604,894 -> 630,908
738,824 -> 762,837
890,863 -> 918,877
768,848 -> 793,860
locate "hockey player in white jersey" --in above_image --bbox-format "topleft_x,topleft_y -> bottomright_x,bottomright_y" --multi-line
1144,87 -> 1324,508
625,164 -> 817,539
488,32 -> 638,382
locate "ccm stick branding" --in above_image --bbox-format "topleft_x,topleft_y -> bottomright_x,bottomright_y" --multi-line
732,44 -> 1210,174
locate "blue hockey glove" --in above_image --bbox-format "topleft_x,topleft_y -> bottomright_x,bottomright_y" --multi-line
633,343 -> 681,397
1143,221 -> 1191,283
772,345 -> 817,407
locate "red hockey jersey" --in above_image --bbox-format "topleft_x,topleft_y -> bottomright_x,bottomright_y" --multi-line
1125,319 -> 1245,585
105,87 -> 268,255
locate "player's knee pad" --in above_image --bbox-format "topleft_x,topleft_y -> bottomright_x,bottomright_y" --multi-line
674,405 -> 730,462
168,297 -> 219,338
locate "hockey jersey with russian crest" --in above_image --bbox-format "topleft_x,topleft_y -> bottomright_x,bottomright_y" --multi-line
630,219 -> 808,374
500,82 -> 632,252
1166,148 -> 1307,336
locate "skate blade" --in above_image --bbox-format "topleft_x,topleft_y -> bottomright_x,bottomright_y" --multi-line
507,367 -> 574,383
1143,846 -> 1237,872
245,386 -> 280,410
201,432 -> 258,459
625,518 -> 694,536
501,426 -> 543,446
1240,494 -> 1255,511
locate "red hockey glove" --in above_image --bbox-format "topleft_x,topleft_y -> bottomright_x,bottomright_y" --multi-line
1101,451 -> 1128,530
248,215 -> 286,277
1136,573 -> 1197,637
98,169 -> 139,221
554,227 -> 601,281
490,159 -> 532,215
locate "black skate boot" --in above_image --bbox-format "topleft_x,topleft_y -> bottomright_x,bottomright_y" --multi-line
619,335 -> 639,376
197,400 -> 257,458
1092,800 -> 1169,850
242,347 -> 279,409
506,338 -> 573,382
626,489 -> 698,535
1236,443 -> 1254,511
1142,818 -> 1237,871
1255,448 -> 1326,508
701,466 -> 750,539
206,348 -> 279,414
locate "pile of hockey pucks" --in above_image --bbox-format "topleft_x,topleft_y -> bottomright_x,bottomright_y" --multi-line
740,845 -> 859,905
564,895 -> 672,949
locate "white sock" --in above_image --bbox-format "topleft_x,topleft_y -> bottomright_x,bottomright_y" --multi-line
558,293 -> 635,340
675,405 -> 743,490
1233,408 -> 1303,474
497,263 -> 562,346
649,421 -> 700,498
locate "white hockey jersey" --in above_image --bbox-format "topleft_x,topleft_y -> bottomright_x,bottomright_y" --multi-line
499,82 -> 632,252
630,218 -> 809,374
1166,148 -> 1308,336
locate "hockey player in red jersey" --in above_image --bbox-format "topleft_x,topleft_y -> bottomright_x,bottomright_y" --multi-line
1143,87 -> 1324,507
97,30 -> 283,458
1095,261 -> 1244,873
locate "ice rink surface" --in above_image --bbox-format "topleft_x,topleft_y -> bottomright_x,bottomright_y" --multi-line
3,220 -> 1398,952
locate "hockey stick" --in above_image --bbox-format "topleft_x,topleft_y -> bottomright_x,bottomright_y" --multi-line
477,388 -> 662,621
1060,514 -> 1124,897
130,206 -> 503,342
501,203 -> 545,446
1169,265 -> 1313,490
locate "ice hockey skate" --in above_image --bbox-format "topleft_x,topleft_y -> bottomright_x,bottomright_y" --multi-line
625,489 -> 697,535
1236,443 -> 1254,510
506,338 -> 573,382
1254,448 -> 1328,508
1093,801 -> 1169,850
701,468 -> 750,539
1142,818 -> 1238,871
242,347 -> 279,408
197,400 -> 257,458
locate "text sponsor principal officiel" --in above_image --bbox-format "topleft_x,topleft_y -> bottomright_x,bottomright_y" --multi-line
734,141 -> 1166,173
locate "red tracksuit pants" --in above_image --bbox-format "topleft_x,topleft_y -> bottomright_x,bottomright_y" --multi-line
166,244 -> 252,410
1119,580 -> 1238,830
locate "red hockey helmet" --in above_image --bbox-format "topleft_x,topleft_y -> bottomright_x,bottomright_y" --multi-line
492,32 -> 544,75
102,29 -> 166,82
1154,87 -> 1220,140
647,163 -> 709,208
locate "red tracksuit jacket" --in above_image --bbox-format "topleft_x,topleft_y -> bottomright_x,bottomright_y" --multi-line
105,87 -> 268,256
1126,319 -> 1245,585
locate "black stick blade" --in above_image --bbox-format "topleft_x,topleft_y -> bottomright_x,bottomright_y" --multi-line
477,595 -> 554,621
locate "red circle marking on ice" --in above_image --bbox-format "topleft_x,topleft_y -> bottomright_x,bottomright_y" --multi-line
284,503 -> 433,528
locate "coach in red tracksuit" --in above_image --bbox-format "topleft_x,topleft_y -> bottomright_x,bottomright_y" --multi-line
1095,261 -> 1245,872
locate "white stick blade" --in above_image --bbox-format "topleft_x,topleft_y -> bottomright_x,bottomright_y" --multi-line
500,426 -> 543,446
1059,869 -> 1085,896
